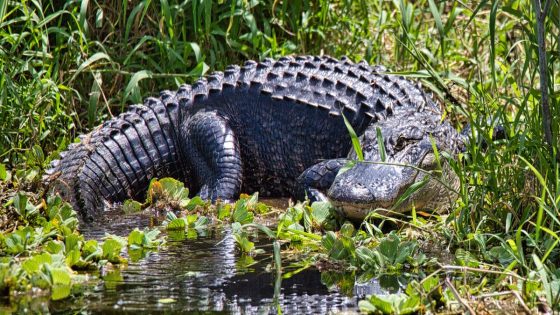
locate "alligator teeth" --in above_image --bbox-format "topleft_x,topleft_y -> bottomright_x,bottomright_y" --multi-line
365,111 -> 377,120
385,102 -> 394,115
317,101 -> 330,110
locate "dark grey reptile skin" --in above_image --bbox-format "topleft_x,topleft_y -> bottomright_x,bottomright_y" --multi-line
44,55 -> 465,222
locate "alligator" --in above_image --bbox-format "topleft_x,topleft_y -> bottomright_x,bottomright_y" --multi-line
44,55 -> 466,222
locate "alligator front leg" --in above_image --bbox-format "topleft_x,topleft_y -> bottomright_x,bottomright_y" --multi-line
296,159 -> 348,203
183,111 -> 243,202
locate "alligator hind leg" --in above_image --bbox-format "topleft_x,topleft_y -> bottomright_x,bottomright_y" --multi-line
296,159 -> 348,203
183,111 -> 243,202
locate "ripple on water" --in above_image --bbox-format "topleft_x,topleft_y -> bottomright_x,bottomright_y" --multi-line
49,211 -> 392,314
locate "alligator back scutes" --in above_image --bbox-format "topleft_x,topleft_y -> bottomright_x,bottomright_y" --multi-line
206,55 -> 438,121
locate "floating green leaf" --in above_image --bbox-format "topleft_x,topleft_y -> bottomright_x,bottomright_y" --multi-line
50,268 -> 72,285
102,239 -> 124,263
233,201 -> 254,224
51,284 -> 71,300
167,218 -> 187,230
123,200 -> 143,214
359,293 -> 420,314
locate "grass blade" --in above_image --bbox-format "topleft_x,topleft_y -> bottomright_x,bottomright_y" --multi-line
341,112 -> 363,161
124,70 -> 153,104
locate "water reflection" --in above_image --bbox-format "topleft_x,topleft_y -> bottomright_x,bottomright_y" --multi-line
3,210 -> 404,314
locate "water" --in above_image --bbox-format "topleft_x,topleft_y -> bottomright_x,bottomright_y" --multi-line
4,208 -> 398,314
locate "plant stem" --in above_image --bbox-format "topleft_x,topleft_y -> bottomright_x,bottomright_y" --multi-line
532,0 -> 555,160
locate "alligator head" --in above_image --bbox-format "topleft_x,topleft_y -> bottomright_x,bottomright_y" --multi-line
328,108 -> 465,220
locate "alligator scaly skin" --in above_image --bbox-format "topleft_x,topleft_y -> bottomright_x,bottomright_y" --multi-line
44,55 -> 445,222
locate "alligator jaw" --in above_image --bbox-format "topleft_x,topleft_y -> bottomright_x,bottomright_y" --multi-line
326,139 -> 439,220
327,162 -> 421,220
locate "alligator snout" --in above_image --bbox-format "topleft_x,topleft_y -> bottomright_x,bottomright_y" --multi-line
327,162 -> 419,219
325,133 -> 461,220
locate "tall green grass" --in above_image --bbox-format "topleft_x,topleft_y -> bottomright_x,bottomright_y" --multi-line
1,0 -> 559,308
0,0 -> 378,166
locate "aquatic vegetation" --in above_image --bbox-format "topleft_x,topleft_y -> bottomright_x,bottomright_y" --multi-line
2,0 -> 560,312
0,191 -> 165,300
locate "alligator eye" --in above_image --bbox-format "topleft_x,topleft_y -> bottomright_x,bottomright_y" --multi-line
394,137 -> 409,151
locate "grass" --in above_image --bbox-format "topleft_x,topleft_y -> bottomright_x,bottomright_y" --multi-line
1,0 -> 559,313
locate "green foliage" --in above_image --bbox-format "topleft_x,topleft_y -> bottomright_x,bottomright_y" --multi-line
0,0 -> 374,166
232,197 -> 255,224
2,0 -> 560,312
232,222 -> 256,254
322,225 -> 357,263
163,210 -> 210,240
227,194 -> 272,254
0,193 -> 165,300
127,228 -> 163,249
122,200 -> 143,214
0,163 -> 7,181
356,232 -> 425,272
359,293 -> 420,314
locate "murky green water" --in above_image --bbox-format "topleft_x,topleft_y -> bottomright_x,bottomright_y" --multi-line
3,210 -> 399,314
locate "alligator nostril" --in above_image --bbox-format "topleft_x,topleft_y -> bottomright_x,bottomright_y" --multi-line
328,177 -> 373,203
350,185 -> 371,200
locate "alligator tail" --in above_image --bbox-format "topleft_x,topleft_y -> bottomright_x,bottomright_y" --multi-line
44,88 -> 193,222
